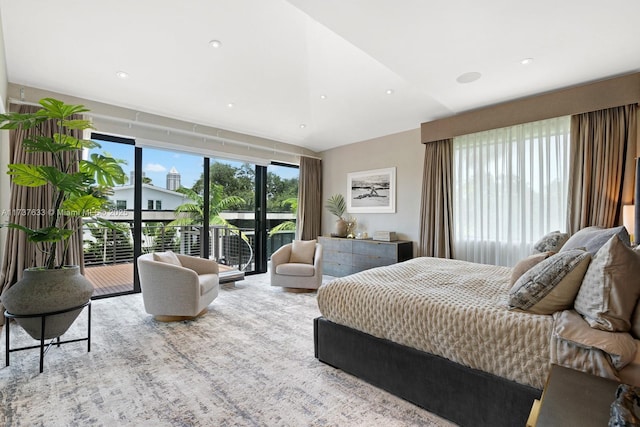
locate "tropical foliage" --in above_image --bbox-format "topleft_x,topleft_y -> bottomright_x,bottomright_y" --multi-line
0,98 -> 126,269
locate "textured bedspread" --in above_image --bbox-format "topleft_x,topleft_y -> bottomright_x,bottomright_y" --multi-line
317,257 -> 554,389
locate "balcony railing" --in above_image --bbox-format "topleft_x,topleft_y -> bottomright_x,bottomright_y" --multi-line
82,221 -> 295,273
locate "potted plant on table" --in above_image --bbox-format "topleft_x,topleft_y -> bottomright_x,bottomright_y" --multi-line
326,193 -> 348,237
0,98 -> 126,340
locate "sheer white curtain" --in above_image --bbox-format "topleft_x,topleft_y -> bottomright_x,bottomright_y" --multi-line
453,116 -> 571,267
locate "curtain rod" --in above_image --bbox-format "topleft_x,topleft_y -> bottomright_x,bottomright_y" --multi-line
7,98 -> 321,160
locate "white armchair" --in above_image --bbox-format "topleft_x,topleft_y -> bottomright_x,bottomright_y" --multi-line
137,251 -> 219,321
270,240 -> 323,290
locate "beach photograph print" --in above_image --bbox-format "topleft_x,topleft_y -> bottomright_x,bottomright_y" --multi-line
347,167 -> 396,213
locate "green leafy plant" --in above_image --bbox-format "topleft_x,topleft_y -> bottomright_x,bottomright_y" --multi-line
0,98 -> 126,269
325,193 -> 346,220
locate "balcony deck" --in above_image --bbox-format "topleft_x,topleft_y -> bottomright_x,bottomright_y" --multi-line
85,262 -> 244,297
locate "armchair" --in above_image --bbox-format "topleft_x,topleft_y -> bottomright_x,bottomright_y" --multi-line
137,251 -> 219,321
270,240 -> 323,290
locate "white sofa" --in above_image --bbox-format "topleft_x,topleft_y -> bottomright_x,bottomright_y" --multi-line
270,241 -> 323,290
137,251 -> 219,321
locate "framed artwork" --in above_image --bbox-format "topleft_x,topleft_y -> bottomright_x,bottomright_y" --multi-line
347,167 -> 396,213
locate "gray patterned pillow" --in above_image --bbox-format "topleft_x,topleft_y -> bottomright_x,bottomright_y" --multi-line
574,235 -> 640,332
508,249 -> 591,315
560,226 -> 630,255
532,231 -> 569,253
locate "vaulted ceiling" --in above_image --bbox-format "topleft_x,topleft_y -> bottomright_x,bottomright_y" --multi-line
1,0 -> 639,152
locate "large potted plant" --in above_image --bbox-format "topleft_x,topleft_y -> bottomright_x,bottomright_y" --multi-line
0,98 -> 126,339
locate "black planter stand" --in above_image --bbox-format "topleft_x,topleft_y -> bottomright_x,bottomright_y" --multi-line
4,301 -> 91,373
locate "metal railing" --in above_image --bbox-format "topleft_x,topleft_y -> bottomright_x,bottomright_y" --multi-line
82,221 -> 295,272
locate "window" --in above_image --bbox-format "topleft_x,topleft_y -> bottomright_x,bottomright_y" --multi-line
155,200 -> 162,210
148,200 -> 154,210
453,116 -> 571,266
116,200 -> 127,210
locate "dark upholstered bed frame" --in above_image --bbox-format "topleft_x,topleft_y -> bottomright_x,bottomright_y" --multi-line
314,316 -> 541,427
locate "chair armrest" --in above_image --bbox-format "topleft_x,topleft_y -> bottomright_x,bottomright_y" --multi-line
137,259 -> 200,292
313,243 -> 323,267
176,254 -> 219,274
271,244 -> 292,269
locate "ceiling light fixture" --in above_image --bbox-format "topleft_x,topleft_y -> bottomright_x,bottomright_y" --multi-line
209,40 -> 222,48
320,94 -> 327,100
521,58 -> 534,65
227,103 -> 234,108
456,72 -> 482,84
299,124 -> 306,129
115,71 -> 129,79
385,89 -> 394,95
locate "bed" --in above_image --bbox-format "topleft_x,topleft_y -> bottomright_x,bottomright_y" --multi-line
314,234 -> 640,427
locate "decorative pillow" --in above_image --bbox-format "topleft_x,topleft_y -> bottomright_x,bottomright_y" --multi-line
560,225 -> 630,255
289,239 -> 317,264
574,235 -> 640,332
553,309 -> 637,371
532,231 -> 569,253
508,249 -> 591,315
153,251 -> 182,266
509,251 -> 555,286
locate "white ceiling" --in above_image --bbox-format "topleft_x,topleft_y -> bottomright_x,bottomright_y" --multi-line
1,0 -> 639,153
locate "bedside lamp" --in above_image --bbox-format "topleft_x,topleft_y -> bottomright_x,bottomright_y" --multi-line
623,205 -> 635,245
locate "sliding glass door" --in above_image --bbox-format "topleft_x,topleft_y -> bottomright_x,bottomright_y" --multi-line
83,135 -> 299,296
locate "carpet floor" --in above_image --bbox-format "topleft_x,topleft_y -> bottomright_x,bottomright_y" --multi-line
0,274 -> 455,427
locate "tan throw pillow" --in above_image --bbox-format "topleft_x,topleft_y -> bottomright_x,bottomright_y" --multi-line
508,249 -> 591,315
289,239 -> 317,264
153,251 -> 182,266
574,235 -> 640,332
510,252 -> 555,285
532,231 -> 569,253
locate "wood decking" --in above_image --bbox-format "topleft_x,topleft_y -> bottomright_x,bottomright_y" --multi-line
84,262 -> 244,297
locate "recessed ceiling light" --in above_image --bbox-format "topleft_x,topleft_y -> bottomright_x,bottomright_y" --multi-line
227,103 -> 234,108
520,58 -> 534,65
299,124 -> 307,129
209,40 -> 222,48
385,89 -> 394,95
116,71 -> 129,79
320,94 -> 327,100
456,72 -> 482,84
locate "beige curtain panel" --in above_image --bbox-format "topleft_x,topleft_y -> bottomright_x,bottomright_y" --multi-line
566,104 -> 637,234
296,156 -> 322,241
0,106 -> 85,314
419,139 -> 454,258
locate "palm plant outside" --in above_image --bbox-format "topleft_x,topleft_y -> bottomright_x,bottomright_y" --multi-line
168,184 -> 245,229
268,197 -> 297,236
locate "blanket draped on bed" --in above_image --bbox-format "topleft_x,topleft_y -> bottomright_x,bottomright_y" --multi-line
317,257 -> 554,389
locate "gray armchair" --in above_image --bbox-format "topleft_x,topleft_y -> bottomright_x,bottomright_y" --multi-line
137,251 -> 219,321
270,241 -> 323,290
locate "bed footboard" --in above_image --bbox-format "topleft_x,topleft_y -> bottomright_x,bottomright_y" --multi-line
314,316 -> 541,427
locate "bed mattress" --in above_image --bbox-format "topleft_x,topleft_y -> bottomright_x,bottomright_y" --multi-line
317,257 -> 554,389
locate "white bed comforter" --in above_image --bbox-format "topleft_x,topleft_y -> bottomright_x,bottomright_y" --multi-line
317,257 -> 554,389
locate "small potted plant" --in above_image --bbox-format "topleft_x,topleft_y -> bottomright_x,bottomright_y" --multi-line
0,98 -> 126,339
325,193 -> 348,237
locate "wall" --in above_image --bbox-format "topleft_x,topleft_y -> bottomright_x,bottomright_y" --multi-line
321,128 -> 423,255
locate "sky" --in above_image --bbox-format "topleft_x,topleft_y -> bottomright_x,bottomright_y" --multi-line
91,139 -> 298,190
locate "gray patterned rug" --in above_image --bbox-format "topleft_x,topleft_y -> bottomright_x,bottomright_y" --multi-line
0,273 -> 454,427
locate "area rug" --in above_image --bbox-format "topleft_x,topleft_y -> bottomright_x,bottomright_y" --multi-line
0,274 -> 454,427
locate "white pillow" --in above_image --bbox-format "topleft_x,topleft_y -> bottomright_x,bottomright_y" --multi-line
153,251 -> 182,266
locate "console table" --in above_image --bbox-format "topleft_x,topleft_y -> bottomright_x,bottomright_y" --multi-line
318,236 -> 413,277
